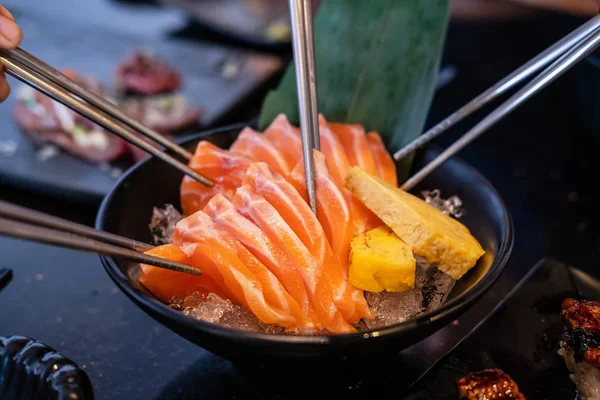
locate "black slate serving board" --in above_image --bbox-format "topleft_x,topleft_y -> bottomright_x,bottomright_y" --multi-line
406,258 -> 599,399
0,12 -> 282,203
156,0 -> 297,48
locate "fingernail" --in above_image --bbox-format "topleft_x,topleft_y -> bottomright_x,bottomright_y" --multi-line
0,20 -> 21,45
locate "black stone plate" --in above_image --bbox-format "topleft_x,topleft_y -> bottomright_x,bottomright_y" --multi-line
0,336 -> 94,400
0,12 -> 282,204
405,258 -> 599,399
0,269 -> 11,293
156,0 -> 297,48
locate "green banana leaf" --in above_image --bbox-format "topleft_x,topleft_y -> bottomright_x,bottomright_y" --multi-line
258,0 -> 450,182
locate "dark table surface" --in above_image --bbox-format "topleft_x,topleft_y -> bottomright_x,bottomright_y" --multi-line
1,2 -> 599,399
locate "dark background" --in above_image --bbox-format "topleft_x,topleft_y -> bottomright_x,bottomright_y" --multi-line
1,1 -> 598,398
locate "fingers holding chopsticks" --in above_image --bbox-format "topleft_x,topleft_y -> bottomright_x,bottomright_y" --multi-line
0,5 -> 21,102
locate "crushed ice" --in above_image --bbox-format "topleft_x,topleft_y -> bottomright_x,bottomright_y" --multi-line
149,204 -> 183,245
421,189 -> 463,218
361,259 -> 455,330
172,293 -> 284,333
171,261 -> 455,334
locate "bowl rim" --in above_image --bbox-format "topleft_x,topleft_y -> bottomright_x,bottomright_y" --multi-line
96,124 -> 514,345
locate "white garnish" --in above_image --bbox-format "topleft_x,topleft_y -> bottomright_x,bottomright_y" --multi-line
52,101 -> 76,131
72,129 -> 110,150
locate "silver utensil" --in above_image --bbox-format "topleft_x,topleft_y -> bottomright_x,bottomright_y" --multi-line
0,49 -> 213,187
288,0 -> 320,214
401,25 -> 600,191
0,201 -> 201,276
393,14 -> 600,163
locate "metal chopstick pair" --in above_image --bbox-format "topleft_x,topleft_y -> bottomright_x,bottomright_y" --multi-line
397,14 -> 600,191
288,0 -> 320,214
0,48 -> 213,187
0,200 -> 202,276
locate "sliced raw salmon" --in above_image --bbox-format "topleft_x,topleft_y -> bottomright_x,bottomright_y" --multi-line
329,122 -> 378,176
263,114 -> 303,168
318,115 -> 350,187
174,210 -> 301,328
288,150 -> 354,265
366,131 -> 398,186
205,194 -> 320,331
230,127 -> 290,175
233,185 -> 357,333
244,162 -> 322,255
140,243 -> 231,304
180,141 -> 252,215
235,180 -> 372,324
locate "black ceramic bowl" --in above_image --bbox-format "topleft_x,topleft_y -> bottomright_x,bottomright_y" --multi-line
0,336 -> 94,400
96,124 -> 513,363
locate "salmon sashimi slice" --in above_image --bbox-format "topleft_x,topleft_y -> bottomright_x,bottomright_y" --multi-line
366,131 -> 398,186
263,114 -> 303,168
140,243 -> 230,304
181,141 -> 253,215
233,185 -> 357,333
232,187 -> 358,332
205,194 -> 320,331
229,127 -> 290,175
329,122 -> 378,176
318,115 -> 350,187
288,150 -> 354,265
243,163 -> 372,321
244,163 -> 322,256
173,211 -> 299,328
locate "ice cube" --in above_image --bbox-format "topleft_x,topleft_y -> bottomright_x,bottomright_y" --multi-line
421,269 -> 456,312
182,293 -> 230,324
421,189 -> 463,218
415,256 -> 436,288
149,204 -> 183,245
181,293 -> 269,332
363,290 -> 424,330
168,296 -> 184,311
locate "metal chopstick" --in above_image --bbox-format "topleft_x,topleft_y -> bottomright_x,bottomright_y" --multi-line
0,217 -> 201,275
393,13 -> 600,162
289,0 -> 319,214
9,47 -> 193,161
0,200 -> 152,251
401,27 -> 600,191
301,0 -> 320,151
0,53 -> 213,187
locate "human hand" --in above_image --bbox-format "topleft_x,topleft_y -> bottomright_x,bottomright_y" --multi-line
0,6 -> 21,102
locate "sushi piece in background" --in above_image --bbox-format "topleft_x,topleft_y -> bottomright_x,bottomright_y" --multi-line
115,50 -> 203,161
12,70 -> 129,163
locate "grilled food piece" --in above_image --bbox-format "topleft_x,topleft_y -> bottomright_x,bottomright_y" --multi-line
344,167 -> 485,280
559,298 -> 600,400
13,70 -> 128,163
457,369 -> 525,399
115,50 -> 181,96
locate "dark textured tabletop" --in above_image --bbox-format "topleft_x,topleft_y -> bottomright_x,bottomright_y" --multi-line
1,2 -> 598,398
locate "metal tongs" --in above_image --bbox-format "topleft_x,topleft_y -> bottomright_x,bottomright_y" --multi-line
396,14 -> 600,191
0,48 -> 213,187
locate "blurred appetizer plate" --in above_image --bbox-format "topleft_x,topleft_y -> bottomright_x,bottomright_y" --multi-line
157,0 -> 301,47
406,258 -> 598,399
0,13 -> 282,203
